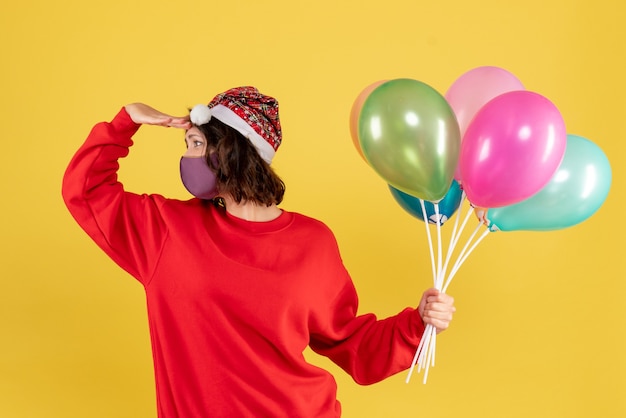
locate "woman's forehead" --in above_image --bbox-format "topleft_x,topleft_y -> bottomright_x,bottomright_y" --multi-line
185,127 -> 205,138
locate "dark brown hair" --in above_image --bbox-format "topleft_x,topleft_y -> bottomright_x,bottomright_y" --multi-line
196,118 -> 285,206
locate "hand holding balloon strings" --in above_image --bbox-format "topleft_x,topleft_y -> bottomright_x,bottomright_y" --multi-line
406,194 -> 491,384
389,181 -> 491,383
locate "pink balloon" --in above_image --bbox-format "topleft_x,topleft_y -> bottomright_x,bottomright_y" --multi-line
446,66 -> 525,136
446,66 -> 525,182
459,91 -> 567,208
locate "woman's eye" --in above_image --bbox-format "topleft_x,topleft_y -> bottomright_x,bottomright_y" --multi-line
194,141 -> 204,147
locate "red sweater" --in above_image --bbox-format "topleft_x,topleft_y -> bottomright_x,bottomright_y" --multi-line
62,108 -> 426,418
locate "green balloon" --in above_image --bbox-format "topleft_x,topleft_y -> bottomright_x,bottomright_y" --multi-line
488,134 -> 612,232
358,78 -> 460,201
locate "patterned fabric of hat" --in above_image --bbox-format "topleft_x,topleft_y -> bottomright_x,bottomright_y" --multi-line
205,86 -> 282,164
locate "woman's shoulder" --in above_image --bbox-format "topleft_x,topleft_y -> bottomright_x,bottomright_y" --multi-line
285,210 -> 336,237
158,196 -> 211,218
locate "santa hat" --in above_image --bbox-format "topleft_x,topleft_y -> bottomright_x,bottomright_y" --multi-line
189,86 -> 282,164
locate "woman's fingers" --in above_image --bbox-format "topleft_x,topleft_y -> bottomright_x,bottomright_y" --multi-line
167,116 -> 192,129
125,103 -> 191,129
422,293 -> 456,333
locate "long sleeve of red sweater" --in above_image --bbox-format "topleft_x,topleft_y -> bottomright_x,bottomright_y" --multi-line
62,108 -> 168,284
307,248 -> 426,385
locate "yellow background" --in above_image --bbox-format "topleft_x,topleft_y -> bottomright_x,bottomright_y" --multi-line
1,0 -> 624,417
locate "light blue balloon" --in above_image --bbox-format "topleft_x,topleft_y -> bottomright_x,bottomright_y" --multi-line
487,134 -> 611,232
389,180 -> 463,225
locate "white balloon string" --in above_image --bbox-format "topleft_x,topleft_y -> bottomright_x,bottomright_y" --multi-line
452,202 -> 476,252
434,203 -> 444,290
439,193 -> 466,289
419,199 -> 437,286
406,323 -> 432,383
444,211 -> 480,284
438,202 -> 476,292
407,195 -> 490,384
449,192 -> 466,246
408,200 -> 438,385
444,221 -> 482,291
417,327 -> 429,372
443,226 -> 490,293
409,198 -> 461,384
457,221 -> 483,265
430,331 -> 437,368
418,325 -> 435,371
418,325 -> 437,384
422,332 -> 435,384
425,203 -> 441,384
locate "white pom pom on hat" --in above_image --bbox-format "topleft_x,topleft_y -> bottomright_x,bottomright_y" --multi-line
190,104 -> 212,125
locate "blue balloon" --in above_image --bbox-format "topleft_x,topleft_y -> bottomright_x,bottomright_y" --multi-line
487,134 -> 611,231
389,180 -> 463,225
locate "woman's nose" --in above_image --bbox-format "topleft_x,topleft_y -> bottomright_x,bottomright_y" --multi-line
183,148 -> 205,158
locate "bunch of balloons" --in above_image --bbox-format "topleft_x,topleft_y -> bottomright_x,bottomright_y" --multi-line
350,67 -> 612,383
350,66 -> 612,232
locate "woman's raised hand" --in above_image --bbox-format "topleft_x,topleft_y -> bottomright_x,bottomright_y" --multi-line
125,103 -> 191,129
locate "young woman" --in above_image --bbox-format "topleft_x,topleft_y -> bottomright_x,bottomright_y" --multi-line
62,86 -> 455,417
